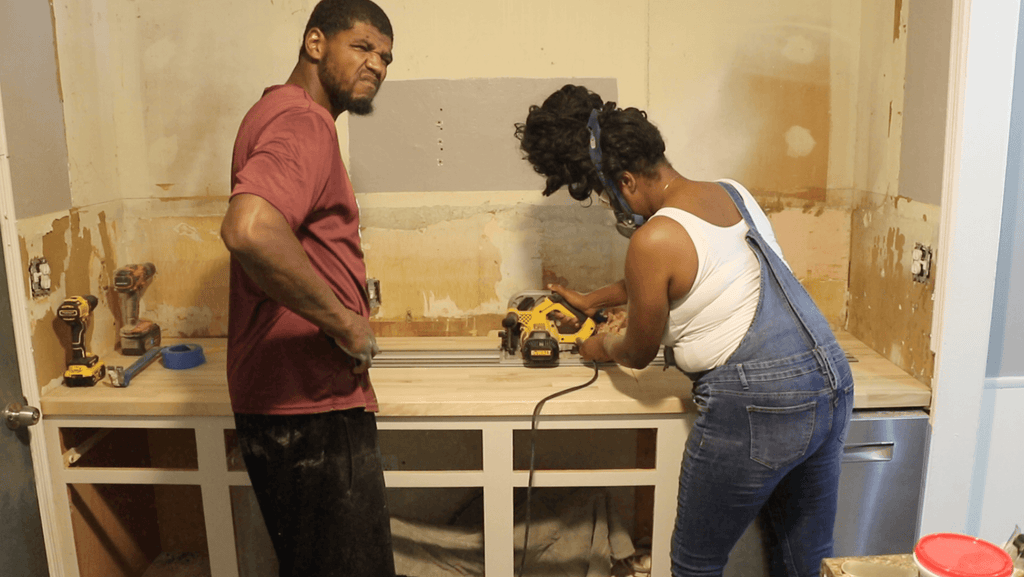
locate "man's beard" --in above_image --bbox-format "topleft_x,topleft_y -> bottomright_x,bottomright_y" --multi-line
326,83 -> 375,116
318,56 -> 376,115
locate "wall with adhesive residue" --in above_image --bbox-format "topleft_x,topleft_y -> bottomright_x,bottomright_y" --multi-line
11,0 -> 944,394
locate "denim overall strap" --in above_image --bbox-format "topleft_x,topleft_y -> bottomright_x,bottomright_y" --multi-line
713,182 -> 844,393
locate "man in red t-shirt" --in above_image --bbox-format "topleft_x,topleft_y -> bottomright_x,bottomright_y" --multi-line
220,1 -> 397,575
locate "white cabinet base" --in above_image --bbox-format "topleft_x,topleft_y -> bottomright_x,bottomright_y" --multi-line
45,413 -> 689,577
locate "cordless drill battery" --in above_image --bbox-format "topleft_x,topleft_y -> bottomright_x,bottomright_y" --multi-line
119,320 -> 161,356
63,355 -> 106,388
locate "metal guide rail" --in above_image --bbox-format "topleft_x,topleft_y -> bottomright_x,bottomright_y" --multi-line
370,347 -> 618,368
371,347 -> 856,369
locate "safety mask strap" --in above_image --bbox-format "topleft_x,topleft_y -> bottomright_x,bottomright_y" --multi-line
587,109 -> 645,238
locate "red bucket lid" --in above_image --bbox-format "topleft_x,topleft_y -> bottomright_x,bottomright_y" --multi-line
915,533 -> 1014,577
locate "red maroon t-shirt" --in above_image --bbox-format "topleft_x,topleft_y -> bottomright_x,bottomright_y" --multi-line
227,84 -> 378,415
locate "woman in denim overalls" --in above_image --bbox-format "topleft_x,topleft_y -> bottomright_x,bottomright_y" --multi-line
515,85 -> 854,577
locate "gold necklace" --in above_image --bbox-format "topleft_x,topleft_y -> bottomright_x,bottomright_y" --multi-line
662,176 -> 681,193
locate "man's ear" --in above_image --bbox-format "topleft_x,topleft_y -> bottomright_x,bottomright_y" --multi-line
303,27 -> 326,61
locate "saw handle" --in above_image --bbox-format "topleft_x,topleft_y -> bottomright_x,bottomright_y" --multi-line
548,292 -> 586,324
548,292 -> 606,324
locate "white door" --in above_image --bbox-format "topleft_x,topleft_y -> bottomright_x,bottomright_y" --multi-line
1,83 -> 62,577
0,223 -> 50,577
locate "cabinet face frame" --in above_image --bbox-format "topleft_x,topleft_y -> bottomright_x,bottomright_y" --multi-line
43,417 -> 244,577
43,414 -> 690,577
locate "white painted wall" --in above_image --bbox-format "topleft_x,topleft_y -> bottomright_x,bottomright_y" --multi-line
987,0 -> 1024,381
920,0 -> 1024,544
973,0 -> 1024,540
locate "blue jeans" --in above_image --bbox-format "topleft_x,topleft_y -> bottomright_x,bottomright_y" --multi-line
670,182 -> 855,577
672,343 -> 854,577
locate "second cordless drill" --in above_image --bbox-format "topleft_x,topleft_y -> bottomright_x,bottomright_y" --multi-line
114,263 -> 161,355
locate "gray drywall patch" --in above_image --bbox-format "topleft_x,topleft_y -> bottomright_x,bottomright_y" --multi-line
348,78 -> 618,193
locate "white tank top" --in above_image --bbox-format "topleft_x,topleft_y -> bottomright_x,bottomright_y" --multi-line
656,180 -> 789,372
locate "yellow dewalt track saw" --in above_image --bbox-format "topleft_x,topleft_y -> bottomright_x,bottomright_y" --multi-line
498,290 -> 604,367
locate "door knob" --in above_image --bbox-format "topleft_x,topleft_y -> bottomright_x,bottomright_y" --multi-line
3,402 -> 41,430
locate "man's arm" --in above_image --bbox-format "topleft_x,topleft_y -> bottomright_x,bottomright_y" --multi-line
220,193 -> 379,373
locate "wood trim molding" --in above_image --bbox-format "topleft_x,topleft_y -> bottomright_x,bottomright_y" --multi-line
932,0 -> 972,361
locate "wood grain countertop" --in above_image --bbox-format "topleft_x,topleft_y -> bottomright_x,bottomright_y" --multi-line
821,554 -> 917,577
822,553 -> 1024,577
40,330 -> 931,418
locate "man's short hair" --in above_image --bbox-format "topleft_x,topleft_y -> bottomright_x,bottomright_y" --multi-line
303,0 -> 393,49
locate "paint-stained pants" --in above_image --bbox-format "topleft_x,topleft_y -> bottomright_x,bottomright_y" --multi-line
235,408 -> 397,577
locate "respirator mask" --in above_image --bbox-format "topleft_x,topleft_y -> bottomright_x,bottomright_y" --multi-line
586,109 -> 645,238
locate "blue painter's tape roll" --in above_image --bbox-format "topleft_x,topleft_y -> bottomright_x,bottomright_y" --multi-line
162,344 -> 206,370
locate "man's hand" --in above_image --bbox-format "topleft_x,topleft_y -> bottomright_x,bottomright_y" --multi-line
222,195 -> 382,375
331,315 -> 381,375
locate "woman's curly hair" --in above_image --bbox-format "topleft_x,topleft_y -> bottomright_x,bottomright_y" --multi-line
514,84 -> 667,201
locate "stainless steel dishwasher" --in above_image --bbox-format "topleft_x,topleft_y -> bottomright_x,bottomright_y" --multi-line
725,409 -> 930,577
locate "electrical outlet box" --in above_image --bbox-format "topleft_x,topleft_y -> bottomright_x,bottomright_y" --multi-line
28,257 -> 51,297
367,277 -> 381,314
911,243 -> 933,283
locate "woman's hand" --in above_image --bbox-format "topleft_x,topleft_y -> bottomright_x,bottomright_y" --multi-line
547,283 -> 600,332
576,335 -> 615,363
548,283 -> 601,317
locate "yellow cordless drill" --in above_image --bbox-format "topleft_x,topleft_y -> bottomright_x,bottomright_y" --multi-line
58,295 -> 107,387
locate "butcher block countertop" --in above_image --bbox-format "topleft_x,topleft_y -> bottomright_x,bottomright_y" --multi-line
40,330 -> 931,418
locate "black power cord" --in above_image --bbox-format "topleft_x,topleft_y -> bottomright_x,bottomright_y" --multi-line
517,361 -> 602,577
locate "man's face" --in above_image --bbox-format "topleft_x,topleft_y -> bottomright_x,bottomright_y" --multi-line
317,21 -> 393,115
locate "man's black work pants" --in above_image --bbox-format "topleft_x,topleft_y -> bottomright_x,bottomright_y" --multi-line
235,408 -> 397,577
